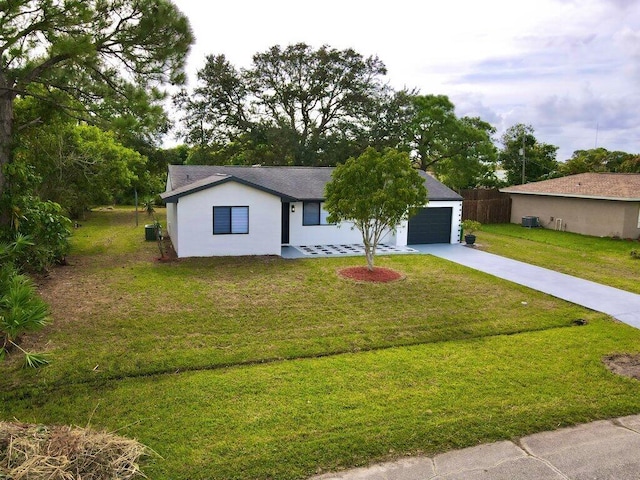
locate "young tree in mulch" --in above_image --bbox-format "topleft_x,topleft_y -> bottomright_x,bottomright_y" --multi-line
325,147 -> 427,273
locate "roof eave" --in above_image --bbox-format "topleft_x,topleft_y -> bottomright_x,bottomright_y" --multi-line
429,196 -> 464,201
500,190 -> 640,202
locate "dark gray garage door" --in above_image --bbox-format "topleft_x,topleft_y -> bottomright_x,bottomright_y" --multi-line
407,207 -> 452,244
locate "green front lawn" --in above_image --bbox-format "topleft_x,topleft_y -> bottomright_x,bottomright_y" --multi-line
2,208 -> 640,479
477,224 -> 640,294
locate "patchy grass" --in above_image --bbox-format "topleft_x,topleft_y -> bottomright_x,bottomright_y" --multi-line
2,208 -> 640,480
2,211 -> 596,390
478,224 -> 640,294
4,320 -> 640,480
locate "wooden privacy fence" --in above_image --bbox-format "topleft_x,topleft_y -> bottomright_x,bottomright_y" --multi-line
460,189 -> 511,224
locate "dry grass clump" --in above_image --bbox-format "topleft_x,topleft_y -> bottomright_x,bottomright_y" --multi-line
0,421 -> 152,479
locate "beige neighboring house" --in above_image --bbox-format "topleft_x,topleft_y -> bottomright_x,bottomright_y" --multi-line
500,173 -> 640,239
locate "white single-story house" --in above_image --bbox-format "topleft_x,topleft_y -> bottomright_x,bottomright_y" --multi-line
160,165 -> 463,257
501,173 -> 640,239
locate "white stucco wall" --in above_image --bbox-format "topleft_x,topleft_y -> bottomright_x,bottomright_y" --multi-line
287,200 -> 463,247
445,200 -> 464,244
165,202 -> 178,253
286,200 -> 464,247
169,189 -> 463,257
287,201 -> 396,246
174,181 -> 282,257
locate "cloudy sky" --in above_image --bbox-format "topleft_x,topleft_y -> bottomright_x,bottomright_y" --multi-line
171,0 -> 640,162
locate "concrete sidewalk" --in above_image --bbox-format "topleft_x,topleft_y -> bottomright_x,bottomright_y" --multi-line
311,415 -> 640,480
414,244 -> 640,330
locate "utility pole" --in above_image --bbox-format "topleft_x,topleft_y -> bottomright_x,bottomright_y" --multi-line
519,134 -> 526,184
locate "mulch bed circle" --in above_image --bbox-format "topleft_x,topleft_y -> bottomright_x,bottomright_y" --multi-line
338,266 -> 405,283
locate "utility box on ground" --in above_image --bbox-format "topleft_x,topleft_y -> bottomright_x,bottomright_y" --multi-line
145,224 -> 157,241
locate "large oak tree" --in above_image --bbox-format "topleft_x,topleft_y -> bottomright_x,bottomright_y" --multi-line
0,0 -> 193,223
403,94 -> 498,189
177,43 -> 388,166
365,92 -> 499,189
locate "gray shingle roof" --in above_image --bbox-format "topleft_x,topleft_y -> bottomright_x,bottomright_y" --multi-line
500,173 -> 640,201
161,165 -> 463,202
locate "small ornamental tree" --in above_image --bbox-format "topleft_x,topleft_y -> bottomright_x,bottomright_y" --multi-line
325,147 -> 427,271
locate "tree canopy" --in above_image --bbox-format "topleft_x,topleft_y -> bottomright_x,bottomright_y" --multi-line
15,120 -> 144,218
498,124 -> 559,184
177,51 -> 500,188
176,43 -> 389,166
560,148 -> 640,175
0,0 -> 194,220
324,147 -> 427,271
364,92 -> 500,189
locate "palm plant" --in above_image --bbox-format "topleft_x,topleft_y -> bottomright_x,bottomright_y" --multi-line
143,198 -> 156,216
0,237 -> 50,367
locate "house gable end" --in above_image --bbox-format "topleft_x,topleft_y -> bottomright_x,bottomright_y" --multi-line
161,174 -> 297,203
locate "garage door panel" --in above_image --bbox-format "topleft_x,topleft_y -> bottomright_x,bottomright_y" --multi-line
407,207 -> 452,244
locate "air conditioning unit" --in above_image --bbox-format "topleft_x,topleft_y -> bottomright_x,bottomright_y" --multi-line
522,216 -> 539,228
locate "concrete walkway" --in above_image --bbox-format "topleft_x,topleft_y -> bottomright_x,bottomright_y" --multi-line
311,415 -> 640,480
414,244 -> 640,329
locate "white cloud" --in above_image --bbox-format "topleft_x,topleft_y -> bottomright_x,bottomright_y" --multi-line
171,0 -> 640,160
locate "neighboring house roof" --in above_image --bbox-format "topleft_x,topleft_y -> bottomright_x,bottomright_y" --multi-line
500,173 -> 640,202
161,165 -> 463,203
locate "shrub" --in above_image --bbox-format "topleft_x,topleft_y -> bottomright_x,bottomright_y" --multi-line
462,219 -> 482,235
9,197 -> 72,271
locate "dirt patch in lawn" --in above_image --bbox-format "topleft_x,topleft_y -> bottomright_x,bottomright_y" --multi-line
603,353 -> 640,380
338,266 -> 404,283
